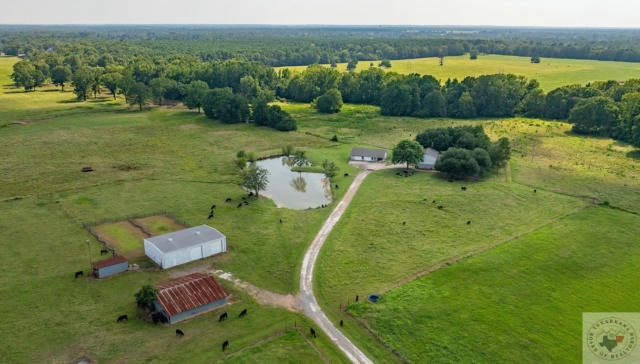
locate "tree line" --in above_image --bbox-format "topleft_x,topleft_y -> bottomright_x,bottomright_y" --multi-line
5,25 -> 640,66
10,50 -> 640,146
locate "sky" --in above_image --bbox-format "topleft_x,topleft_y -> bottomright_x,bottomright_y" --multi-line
2,0 -> 640,28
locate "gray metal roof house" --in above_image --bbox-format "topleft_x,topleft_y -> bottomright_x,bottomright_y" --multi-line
350,148 -> 387,162
417,148 -> 441,170
92,255 -> 128,278
144,225 -> 226,269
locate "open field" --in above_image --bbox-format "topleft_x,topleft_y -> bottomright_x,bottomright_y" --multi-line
277,54 -> 640,91
3,53 -> 640,362
348,206 -> 640,363
220,329 -> 326,363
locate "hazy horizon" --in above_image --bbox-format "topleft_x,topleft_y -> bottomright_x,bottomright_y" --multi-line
2,0 -> 639,28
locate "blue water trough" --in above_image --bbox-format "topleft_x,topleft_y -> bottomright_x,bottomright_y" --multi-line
368,294 -> 380,303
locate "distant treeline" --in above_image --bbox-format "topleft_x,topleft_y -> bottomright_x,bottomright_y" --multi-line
4,25 -> 640,65
10,49 -> 640,146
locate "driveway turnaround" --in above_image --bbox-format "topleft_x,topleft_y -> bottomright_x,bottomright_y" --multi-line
300,169 -> 374,364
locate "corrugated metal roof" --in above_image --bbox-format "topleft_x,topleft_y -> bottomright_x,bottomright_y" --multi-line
424,148 -> 441,158
350,148 -> 387,159
92,255 -> 127,269
155,273 -> 227,317
145,225 -> 225,254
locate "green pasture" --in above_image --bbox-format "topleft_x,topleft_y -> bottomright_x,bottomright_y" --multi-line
278,54 -> 640,91
349,207 -> 640,363
220,329 -> 325,363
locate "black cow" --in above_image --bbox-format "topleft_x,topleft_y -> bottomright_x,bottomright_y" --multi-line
344,173 -> 349,177
279,219 -> 283,223
225,198 -> 232,202
219,312 -> 228,322
335,184 -> 339,189
241,196 -> 246,200
534,189 -> 537,193
402,221 -> 406,225
310,328 -> 316,338
208,214 -> 214,219
237,203 -> 242,208
432,200 -> 436,203
100,249 -> 108,255
243,200 -> 249,205
438,205 -> 444,209
249,192 -> 254,197
176,329 -> 184,337
461,186 -> 467,191
222,340 -> 229,351
355,295 -> 359,302
239,309 -> 247,318
117,314 -> 128,322
74,271 -> 83,278
467,221 -> 471,225
340,320 -> 343,327
211,204 -> 216,210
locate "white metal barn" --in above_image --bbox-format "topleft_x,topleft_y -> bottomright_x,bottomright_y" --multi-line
144,225 -> 227,269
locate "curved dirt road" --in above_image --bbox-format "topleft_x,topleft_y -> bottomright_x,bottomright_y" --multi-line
300,169 -> 374,364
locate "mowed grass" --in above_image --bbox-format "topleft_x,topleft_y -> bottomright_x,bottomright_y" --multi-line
133,214 -> 186,235
220,329 -> 325,363
277,54 -> 640,91
349,207 -> 640,363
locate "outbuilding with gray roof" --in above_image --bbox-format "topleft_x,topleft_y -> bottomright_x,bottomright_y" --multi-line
144,225 -> 226,269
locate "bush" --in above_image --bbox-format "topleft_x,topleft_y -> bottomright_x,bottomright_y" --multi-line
316,89 -> 343,113
435,148 -> 481,179
252,100 -> 297,131
202,88 -> 250,123
135,285 -> 158,311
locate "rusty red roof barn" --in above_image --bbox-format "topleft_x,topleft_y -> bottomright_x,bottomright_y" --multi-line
92,255 -> 127,269
154,273 -> 228,317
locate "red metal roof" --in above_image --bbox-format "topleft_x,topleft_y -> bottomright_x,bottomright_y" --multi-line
155,273 -> 228,317
92,255 -> 127,269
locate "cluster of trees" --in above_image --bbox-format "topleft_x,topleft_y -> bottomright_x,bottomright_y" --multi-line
6,26 -> 640,66
416,126 -> 511,179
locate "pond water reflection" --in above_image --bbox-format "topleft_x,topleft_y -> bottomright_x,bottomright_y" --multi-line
253,156 -> 332,210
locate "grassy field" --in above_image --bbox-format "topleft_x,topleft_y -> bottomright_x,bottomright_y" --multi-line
220,329 -> 326,363
348,206 -> 640,363
277,54 -> 640,91
3,53 -> 640,363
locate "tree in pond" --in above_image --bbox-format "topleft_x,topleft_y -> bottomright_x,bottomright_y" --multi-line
242,165 -> 269,198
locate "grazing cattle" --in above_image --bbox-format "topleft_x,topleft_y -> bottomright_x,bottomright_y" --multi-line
219,312 -> 228,322
225,198 -> 232,202
310,328 -> 316,338
355,295 -> 359,302
74,271 -> 83,278
340,320 -> 343,327
239,309 -> 247,318
248,192 -> 254,197
176,329 -> 184,337
243,200 -> 249,205
335,184 -> 339,189
534,189 -> 537,193
438,205 -> 443,209
211,204 -> 216,210
116,314 -> 128,322
461,186 -> 467,191
467,221 -> 471,225
432,200 -> 436,203
222,340 -> 229,351
100,249 -> 108,255
237,203 -> 242,208
344,173 -> 349,177
279,219 -> 283,223
208,214 -> 214,219
242,196 -> 246,200
402,221 -> 406,225
81,167 -> 93,172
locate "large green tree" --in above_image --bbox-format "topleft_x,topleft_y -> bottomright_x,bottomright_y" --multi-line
51,65 -> 71,91
71,66 -> 94,101
242,165 -> 269,198
202,88 -> 250,124
101,71 -> 122,100
316,89 -> 343,113
392,140 -> 423,169
569,96 -> 619,135
11,61 -> 45,91
435,148 -> 481,179
184,80 -> 209,113
128,82 -> 151,111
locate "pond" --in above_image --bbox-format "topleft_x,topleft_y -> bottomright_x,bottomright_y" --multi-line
252,156 -> 332,210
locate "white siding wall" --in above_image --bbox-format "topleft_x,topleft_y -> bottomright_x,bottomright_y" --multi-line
146,237 -> 228,269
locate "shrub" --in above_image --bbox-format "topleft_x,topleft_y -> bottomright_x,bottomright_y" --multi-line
316,89 -> 343,113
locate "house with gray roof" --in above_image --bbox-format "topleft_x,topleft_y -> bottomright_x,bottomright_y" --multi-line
144,225 -> 226,269
350,148 -> 387,162
417,148 -> 441,170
